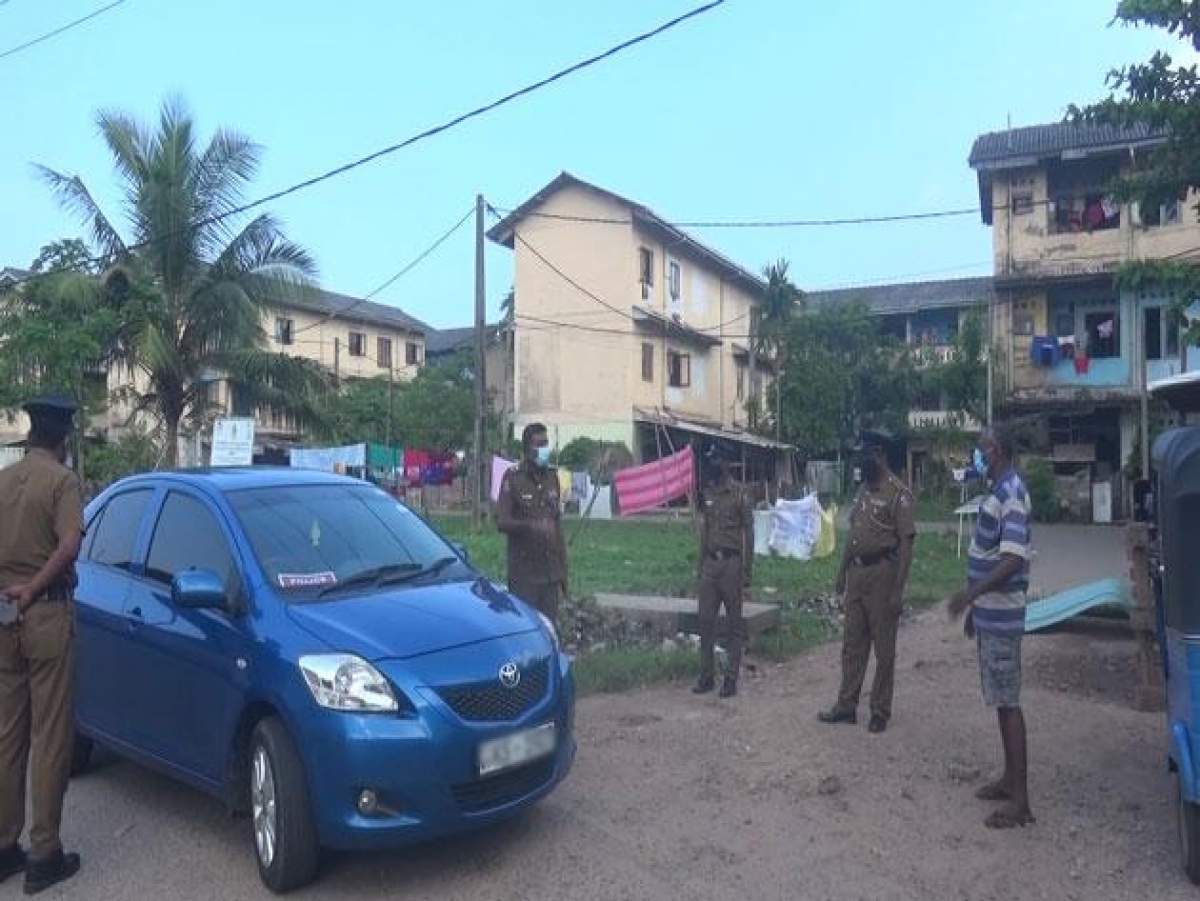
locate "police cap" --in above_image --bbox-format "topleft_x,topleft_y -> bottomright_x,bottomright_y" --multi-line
22,395 -> 79,426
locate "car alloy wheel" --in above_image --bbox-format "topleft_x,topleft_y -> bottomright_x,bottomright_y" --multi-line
252,745 -> 278,869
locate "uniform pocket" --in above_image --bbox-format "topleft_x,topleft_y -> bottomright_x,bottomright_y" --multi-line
20,604 -> 73,662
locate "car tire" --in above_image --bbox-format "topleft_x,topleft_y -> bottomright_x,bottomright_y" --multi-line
249,718 -> 319,893
69,735 -> 94,777
1178,772 -> 1200,885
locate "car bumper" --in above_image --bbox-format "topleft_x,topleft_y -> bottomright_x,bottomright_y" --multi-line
297,652 -> 576,851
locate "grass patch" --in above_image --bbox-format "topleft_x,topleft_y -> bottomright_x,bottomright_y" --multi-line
431,514 -> 966,694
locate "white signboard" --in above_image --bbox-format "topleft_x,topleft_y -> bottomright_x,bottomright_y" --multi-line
210,417 -> 256,467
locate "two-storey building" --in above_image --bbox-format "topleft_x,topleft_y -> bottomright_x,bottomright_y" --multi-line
970,121 -> 1200,518
486,172 -> 790,476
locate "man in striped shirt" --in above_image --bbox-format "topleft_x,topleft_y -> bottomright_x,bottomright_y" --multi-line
949,425 -> 1035,829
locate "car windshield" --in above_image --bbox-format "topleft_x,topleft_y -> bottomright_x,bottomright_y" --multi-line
227,483 -> 470,600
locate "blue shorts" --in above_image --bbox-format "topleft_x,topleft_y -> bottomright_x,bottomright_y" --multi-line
977,630 -> 1023,708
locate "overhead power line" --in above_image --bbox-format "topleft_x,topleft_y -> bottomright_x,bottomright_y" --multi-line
3,0 -> 726,286
292,206 -> 474,336
492,205 -> 980,228
0,0 -> 125,61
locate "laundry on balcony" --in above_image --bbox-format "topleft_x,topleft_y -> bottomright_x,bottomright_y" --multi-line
1031,336 -> 1059,366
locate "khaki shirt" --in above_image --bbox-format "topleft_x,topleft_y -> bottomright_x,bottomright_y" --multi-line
701,480 -> 752,558
496,463 -> 567,585
847,473 -> 916,562
0,449 -> 84,592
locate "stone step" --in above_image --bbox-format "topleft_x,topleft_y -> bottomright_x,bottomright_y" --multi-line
593,593 -> 782,646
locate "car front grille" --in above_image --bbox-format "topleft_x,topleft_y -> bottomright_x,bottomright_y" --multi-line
436,657 -> 550,722
451,758 -> 555,813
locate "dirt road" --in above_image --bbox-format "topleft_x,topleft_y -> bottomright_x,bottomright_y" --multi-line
51,604 -> 1189,900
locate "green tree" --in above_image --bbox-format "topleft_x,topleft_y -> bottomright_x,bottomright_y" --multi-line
776,301 -> 915,457
37,98 -> 331,466
1071,1 -> 1200,330
753,259 -> 805,432
915,307 -> 988,425
555,436 -> 633,484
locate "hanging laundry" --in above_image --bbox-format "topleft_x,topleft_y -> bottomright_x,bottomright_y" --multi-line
613,446 -> 694,515
489,456 -> 514,502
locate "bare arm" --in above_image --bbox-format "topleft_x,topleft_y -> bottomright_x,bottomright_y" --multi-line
948,553 -> 1025,617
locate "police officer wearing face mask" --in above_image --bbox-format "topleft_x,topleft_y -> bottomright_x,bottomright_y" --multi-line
693,444 -> 752,699
496,422 -> 568,622
818,428 -> 916,734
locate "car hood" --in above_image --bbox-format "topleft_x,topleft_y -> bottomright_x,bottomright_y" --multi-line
285,578 -> 540,661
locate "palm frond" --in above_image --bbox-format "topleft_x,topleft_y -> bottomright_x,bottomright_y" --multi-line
33,165 -> 126,257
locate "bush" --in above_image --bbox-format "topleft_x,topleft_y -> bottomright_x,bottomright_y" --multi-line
555,437 -> 633,484
1023,457 -> 1059,523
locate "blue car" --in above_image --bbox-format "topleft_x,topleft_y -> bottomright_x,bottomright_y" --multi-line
72,468 -> 575,893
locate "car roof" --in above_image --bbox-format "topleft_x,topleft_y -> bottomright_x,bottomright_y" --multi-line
106,466 -> 362,494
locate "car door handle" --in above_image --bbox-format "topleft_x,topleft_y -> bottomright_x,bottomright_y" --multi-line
126,606 -> 143,630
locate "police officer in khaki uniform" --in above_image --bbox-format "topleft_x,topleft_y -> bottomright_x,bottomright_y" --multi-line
0,396 -> 84,894
819,429 -> 916,733
496,422 -> 568,621
693,445 -> 752,699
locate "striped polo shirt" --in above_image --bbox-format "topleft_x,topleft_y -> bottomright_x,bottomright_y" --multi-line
967,467 -> 1033,634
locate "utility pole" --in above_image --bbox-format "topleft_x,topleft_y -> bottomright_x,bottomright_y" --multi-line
472,194 -> 487,529
747,308 -> 758,428
333,336 -> 341,386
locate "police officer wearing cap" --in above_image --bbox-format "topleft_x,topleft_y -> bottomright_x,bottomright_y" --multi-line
693,444 -> 752,699
0,396 -> 84,893
818,428 -> 916,733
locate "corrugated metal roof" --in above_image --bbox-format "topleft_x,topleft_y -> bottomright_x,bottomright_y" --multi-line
969,122 -> 1168,169
805,276 -> 993,317
278,286 -> 430,335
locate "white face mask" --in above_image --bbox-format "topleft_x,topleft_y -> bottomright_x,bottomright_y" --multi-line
535,446 -> 551,468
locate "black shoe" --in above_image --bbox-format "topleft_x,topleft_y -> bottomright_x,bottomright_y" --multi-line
24,849 -> 80,895
818,707 -> 857,725
719,678 -> 737,698
868,715 -> 888,734
0,845 -> 25,883
692,677 -> 715,695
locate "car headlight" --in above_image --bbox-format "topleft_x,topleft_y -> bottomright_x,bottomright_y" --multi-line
537,611 -> 559,650
299,654 -> 398,712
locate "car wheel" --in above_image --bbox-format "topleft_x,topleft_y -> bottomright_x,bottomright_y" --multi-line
69,735 -> 94,777
249,718 -> 319,893
1178,772 -> 1200,885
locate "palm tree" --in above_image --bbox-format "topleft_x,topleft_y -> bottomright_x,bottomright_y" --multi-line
38,98 -> 330,466
755,259 -> 804,435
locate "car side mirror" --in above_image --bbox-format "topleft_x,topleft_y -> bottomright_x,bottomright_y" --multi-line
452,542 -> 470,563
172,569 -> 228,610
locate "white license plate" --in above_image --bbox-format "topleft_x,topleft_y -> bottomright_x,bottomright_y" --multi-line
477,722 -> 556,777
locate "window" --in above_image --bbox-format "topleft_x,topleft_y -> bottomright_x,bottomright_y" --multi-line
1167,309 -> 1182,356
377,337 -> 392,369
1084,311 -> 1119,359
638,247 -> 654,298
86,489 -> 153,569
736,365 -> 745,400
1145,307 -> 1163,361
1141,199 -> 1182,227
668,260 -> 681,301
274,317 -> 294,346
406,342 -> 420,366
1011,192 -> 1034,215
146,492 -> 236,591
349,332 -> 366,357
641,342 -> 654,381
667,350 -> 691,388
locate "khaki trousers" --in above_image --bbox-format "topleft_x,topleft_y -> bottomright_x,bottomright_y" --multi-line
835,560 -> 901,720
0,602 -> 75,857
698,556 -> 745,683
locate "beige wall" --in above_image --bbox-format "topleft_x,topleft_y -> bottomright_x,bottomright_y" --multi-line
990,165 -> 1200,278
266,305 -> 423,382
508,183 -> 761,452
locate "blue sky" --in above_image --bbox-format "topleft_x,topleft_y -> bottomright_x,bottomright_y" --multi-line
0,0 -> 1190,329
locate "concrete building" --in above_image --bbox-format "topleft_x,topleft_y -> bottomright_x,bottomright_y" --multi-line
969,121 -> 1200,519
0,275 -> 429,463
487,172 -> 789,475
424,323 -> 515,436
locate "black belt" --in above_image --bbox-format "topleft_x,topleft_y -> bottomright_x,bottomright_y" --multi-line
850,550 -> 896,568
707,548 -> 741,561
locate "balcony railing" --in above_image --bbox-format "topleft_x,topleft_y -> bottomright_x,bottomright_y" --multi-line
908,409 -> 981,431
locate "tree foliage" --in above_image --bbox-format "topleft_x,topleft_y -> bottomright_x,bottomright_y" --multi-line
776,302 -> 916,457
1071,1 -> 1200,330
37,97 -> 331,465
913,308 -> 988,426
317,354 -> 490,452
555,436 -> 633,484
752,260 -> 805,431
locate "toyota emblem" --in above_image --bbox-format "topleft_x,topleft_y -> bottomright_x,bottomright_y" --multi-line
498,661 -> 521,689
